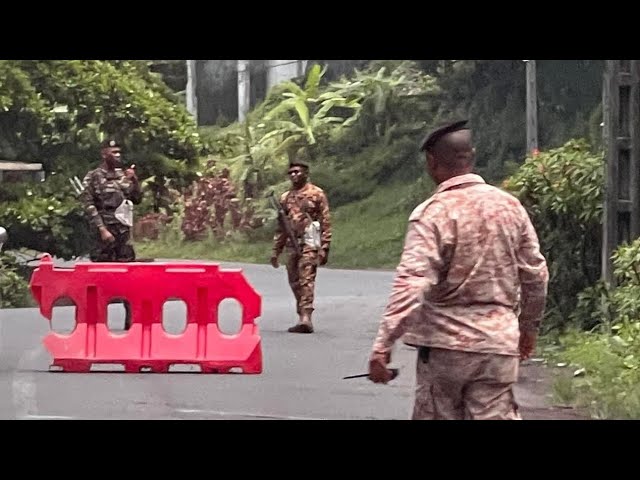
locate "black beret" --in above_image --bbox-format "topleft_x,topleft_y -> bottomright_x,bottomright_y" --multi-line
419,119 -> 470,152
100,138 -> 121,149
289,160 -> 309,170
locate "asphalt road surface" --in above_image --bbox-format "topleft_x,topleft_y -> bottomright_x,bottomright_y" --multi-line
0,259 -> 584,420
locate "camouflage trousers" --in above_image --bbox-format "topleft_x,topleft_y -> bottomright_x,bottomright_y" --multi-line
411,347 -> 521,420
286,245 -> 319,314
90,224 -> 136,262
89,223 -> 135,329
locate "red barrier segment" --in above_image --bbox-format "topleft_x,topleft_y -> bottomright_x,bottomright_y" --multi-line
29,254 -> 262,374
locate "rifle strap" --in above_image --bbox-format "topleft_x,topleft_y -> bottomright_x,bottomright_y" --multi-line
285,190 -> 315,224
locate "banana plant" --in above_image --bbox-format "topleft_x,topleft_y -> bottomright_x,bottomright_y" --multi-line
224,122 -> 281,199
257,64 -> 362,162
328,61 -> 439,139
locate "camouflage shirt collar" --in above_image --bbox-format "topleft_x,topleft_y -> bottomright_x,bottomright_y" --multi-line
99,166 -> 121,175
435,173 -> 485,194
292,181 -> 311,193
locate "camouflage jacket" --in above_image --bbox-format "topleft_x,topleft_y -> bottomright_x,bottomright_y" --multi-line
80,166 -> 142,228
371,173 -> 549,357
272,182 -> 331,256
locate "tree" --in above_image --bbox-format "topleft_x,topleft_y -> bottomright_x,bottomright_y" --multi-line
0,60 -> 207,259
257,64 -> 361,162
503,139 -> 604,331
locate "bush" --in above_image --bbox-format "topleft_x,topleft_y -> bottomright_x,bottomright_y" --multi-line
0,174 -> 92,259
548,237 -> 640,418
503,139 -> 604,331
550,321 -> 640,419
313,135 -> 423,208
311,165 -> 378,208
571,238 -> 640,327
0,60 -> 208,258
0,254 -> 31,308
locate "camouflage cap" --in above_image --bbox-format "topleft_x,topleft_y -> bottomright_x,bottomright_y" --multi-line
419,119 -> 470,152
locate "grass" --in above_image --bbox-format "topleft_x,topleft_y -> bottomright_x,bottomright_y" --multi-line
542,325 -> 640,419
329,183 -> 412,269
135,182 -> 414,270
136,232 -> 272,265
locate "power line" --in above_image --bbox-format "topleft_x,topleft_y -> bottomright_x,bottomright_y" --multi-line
262,60 -> 302,70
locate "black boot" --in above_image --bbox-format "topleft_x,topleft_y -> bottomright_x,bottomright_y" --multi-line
287,311 -> 313,334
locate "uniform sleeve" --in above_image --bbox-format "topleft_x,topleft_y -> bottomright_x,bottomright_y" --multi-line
371,208 -> 447,356
124,177 -> 143,205
516,206 -> 549,332
319,191 -> 331,251
272,193 -> 288,257
79,171 -> 104,228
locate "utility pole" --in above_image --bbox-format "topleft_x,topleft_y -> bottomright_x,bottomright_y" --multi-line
523,60 -> 539,155
186,60 -> 198,125
237,60 -> 251,123
602,60 -> 640,284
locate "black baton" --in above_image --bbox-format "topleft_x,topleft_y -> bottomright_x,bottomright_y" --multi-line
342,368 -> 399,380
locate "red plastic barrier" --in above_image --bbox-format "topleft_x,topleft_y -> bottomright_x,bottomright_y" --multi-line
29,254 -> 262,374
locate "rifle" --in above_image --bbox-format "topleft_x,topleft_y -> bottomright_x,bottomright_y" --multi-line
268,191 -> 301,256
69,176 -> 84,195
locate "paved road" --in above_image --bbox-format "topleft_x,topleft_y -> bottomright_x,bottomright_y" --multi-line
0,259 -> 583,420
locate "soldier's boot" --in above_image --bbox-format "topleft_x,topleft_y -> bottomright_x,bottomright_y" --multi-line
288,310 -> 313,334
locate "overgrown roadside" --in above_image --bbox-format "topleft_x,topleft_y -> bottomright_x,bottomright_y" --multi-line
517,361 -> 588,420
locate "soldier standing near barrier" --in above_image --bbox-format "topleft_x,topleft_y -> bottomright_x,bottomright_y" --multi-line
79,138 -> 142,329
367,120 -> 549,420
270,159 -> 331,333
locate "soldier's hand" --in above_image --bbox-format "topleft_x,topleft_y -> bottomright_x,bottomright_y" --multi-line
99,227 -> 115,244
368,352 -> 393,384
270,255 -> 279,269
519,330 -> 538,360
125,168 -> 137,180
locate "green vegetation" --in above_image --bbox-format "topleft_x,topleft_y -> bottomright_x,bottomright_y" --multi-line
4,59 -> 640,419
501,138 -> 640,419
136,181 -> 426,270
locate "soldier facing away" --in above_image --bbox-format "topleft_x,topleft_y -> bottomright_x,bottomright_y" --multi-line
270,160 -> 332,333
367,120 -> 549,420
79,138 -> 142,329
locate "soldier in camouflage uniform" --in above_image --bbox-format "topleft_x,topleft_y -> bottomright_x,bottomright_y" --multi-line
79,138 -> 142,329
368,120 -> 549,420
270,160 -> 332,334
